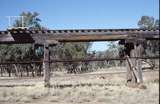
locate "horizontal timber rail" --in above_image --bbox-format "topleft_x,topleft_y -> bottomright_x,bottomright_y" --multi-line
50,56 -> 159,62
0,56 -> 159,64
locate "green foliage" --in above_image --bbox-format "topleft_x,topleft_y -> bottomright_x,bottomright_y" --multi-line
138,16 -> 159,57
138,16 -> 159,29
50,42 -> 91,59
0,12 -> 42,61
105,42 -> 124,58
61,42 -> 91,59
0,44 -> 33,61
13,12 -> 42,29
90,42 -> 125,69
50,42 -> 92,73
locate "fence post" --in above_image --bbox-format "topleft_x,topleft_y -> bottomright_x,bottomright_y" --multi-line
43,43 -> 50,87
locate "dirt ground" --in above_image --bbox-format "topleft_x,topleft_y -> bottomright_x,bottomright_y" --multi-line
0,69 -> 159,104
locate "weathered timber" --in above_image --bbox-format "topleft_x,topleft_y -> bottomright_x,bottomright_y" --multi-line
0,31 -> 34,44
0,28 -> 159,44
0,56 -> 159,64
48,34 -> 128,42
126,56 -> 139,83
126,56 -> 132,83
136,44 -> 144,83
43,43 -> 50,87
46,40 -> 59,45
126,43 -> 144,86
0,33 -> 14,43
51,56 -> 158,62
0,28 -> 159,88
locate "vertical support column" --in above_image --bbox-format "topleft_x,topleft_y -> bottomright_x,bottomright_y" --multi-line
125,43 -> 136,85
126,59 -> 132,83
130,45 -> 139,83
136,44 -> 144,83
32,43 -> 35,77
0,65 -> 3,77
43,43 -> 50,87
126,42 -> 144,87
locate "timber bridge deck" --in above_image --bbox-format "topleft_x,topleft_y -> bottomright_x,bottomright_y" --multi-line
0,28 -> 159,44
0,28 -> 159,87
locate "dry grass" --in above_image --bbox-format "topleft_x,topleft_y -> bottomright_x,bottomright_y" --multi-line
0,70 -> 159,104
0,82 -> 159,104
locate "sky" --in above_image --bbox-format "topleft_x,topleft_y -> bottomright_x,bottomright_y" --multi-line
0,0 -> 159,51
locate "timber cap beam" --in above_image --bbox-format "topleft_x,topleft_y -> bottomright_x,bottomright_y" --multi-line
49,34 -> 128,42
45,40 -> 59,46
0,28 -> 159,44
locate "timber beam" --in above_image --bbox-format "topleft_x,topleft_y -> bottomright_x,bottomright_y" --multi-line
49,34 -> 128,42
0,28 -> 159,44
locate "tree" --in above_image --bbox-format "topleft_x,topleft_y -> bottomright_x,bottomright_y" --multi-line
138,16 -> 159,29
0,12 -> 43,62
50,42 -> 92,73
137,16 -> 159,56
13,12 -> 42,29
138,16 -> 159,69
105,42 -> 124,67
0,12 -> 45,77
0,44 -> 33,61
0,11 -> 92,74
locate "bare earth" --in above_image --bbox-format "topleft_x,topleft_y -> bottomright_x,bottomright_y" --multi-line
0,68 -> 159,104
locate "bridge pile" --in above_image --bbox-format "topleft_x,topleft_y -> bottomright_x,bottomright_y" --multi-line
0,28 -> 159,87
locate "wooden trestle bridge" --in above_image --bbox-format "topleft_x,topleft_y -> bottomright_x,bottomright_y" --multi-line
0,28 -> 159,87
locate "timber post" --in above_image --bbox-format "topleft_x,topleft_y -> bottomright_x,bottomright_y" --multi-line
43,40 -> 58,87
43,43 -> 50,87
126,41 -> 145,88
136,44 -> 144,83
